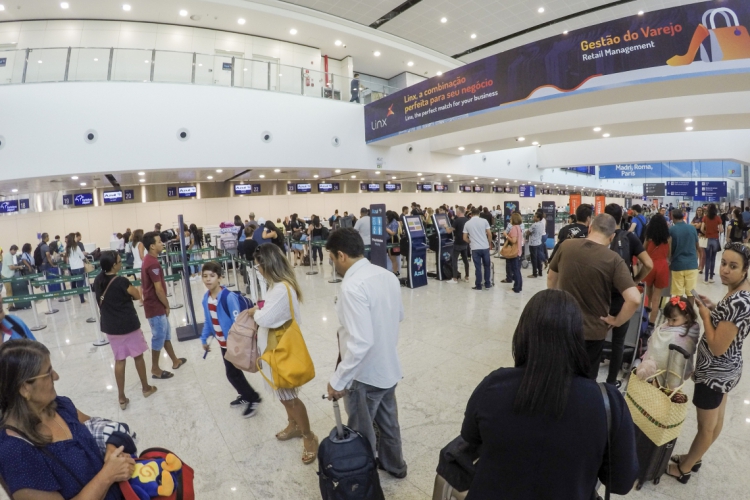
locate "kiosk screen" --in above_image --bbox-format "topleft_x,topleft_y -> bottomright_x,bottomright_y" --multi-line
435,214 -> 450,234
404,216 -> 425,237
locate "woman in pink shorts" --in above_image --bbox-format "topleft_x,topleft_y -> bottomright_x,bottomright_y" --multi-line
643,214 -> 671,325
93,250 -> 157,409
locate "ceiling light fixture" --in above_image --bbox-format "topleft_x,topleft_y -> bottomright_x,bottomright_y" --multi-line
471,180 -> 474,183
93,58 -> 98,61
638,10 -> 644,16
602,133 -> 611,138
37,60 -> 42,64
447,175 -> 452,178
60,2 -> 69,9
436,71 -> 442,76
0,5 -> 5,11
474,177 -> 479,180
532,141 -> 539,145
517,137 -> 525,141
684,118 -> 693,123
471,33 -> 477,39
351,175 -> 356,178
474,149 -> 481,153
259,174 -> 265,178
686,126 -> 694,131
440,17 -> 447,23
137,172 -> 145,176
407,61 -> 414,67
420,177 -> 425,180
179,10 -> 188,17
207,175 -> 213,180
314,174 -> 319,178
458,147 -> 465,151
335,40 -> 342,46
274,168 -> 280,172
417,173 -> 422,175
237,18 -> 246,25
335,169 -> 341,173
71,176 -> 79,180
289,28 -> 297,35
495,178 -> 498,181
139,178 -> 145,183
538,7 -> 545,14
392,176 -> 397,179
593,127 -> 602,132
563,30 -> 569,34
80,182 -> 86,186
216,169 -> 223,173
373,51 -> 381,57
11,188 -> 17,193
122,4 -> 131,11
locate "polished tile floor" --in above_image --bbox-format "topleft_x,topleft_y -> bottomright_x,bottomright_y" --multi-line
2,257 -> 749,499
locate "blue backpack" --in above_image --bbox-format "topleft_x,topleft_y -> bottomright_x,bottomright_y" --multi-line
219,289 -> 253,319
633,214 -> 647,241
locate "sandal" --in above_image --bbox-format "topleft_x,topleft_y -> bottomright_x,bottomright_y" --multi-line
666,462 -> 691,484
671,454 -> 702,473
142,386 -> 158,398
119,398 -> 130,410
276,420 -> 302,441
172,358 -> 188,370
152,371 -> 174,379
302,433 -> 319,465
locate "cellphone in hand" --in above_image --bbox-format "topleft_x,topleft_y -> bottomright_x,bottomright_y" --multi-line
691,290 -> 707,308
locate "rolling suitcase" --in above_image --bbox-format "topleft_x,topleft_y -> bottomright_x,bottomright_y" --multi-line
431,436 -> 479,500
432,475 -> 467,500
632,344 -> 691,490
10,278 -> 32,310
317,399 -> 384,500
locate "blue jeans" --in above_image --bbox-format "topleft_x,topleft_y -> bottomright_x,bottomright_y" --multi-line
311,236 -> 323,263
508,257 -> 522,292
147,314 -> 171,351
529,244 -> 544,277
471,249 -> 491,288
705,238 -> 720,280
69,268 -> 86,303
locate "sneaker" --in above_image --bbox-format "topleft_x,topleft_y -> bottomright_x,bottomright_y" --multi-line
527,275 -> 537,278
471,286 -> 482,290
483,285 -> 492,291
243,401 -> 260,419
377,458 -> 407,479
230,395 -> 249,409
447,279 -> 458,284
709,278 -> 715,283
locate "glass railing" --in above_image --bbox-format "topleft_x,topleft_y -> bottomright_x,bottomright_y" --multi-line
0,47 -> 402,104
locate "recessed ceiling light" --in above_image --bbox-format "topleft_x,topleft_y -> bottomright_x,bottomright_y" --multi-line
563,30 -> 569,34
259,174 -> 265,178
684,118 -> 693,123
532,141 -> 539,145
593,127 -> 602,132
71,176 -> 78,180
686,126 -> 694,131
122,4 -> 131,11
447,175 -> 452,178
80,182 -> 86,186
474,177 -> 479,180
207,175 -> 213,180
471,180 -> 474,183
216,169 -> 222,173
417,173 -> 422,175
471,33 -> 477,39
60,2 -> 69,9
0,5 -> 5,11
179,9 -> 187,17
407,61 -> 414,67
602,133 -> 611,138
440,17 -> 447,23
436,71 -> 442,76
495,178 -> 499,181
375,171 -> 380,174
139,178 -> 145,182
274,168 -> 280,172
474,149 -> 481,153
506,182 -> 510,185
638,10 -> 644,16
351,175 -> 356,178
145,60 -> 149,63
137,172 -> 145,176
93,58 -> 98,61
517,137 -> 525,141
373,51 -> 381,57
335,169 -> 341,173
334,40 -> 342,46
491,182 -> 495,184
420,177 -> 425,180
458,147 -> 465,151
289,28 -> 297,35
538,7 -> 545,13
392,176 -> 397,179
237,18 -> 246,25
11,189 -> 18,193
37,60 -> 42,64
514,180 -> 518,182
313,174 -> 319,178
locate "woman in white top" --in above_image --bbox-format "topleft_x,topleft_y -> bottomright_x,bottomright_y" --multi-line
247,244 -> 318,465
64,233 -> 88,303
131,229 -> 145,306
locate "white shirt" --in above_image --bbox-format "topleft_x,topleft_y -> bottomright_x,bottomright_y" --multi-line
330,259 -> 404,391
463,216 -> 491,250
354,215 -> 371,245
67,247 -> 86,270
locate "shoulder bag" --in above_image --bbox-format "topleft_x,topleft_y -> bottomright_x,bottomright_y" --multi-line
500,227 -> 518,259
595,383 -> 612,500
257,284 -> 315,390
99,275 -> 121,306
224,308 -> 261,373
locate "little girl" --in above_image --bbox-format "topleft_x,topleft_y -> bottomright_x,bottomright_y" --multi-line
637,296 -> 701,389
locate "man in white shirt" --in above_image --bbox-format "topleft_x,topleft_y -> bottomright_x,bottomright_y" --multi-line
525,212 -> 546,278
353,207 -> 371,259
325,228 -> 407,479
463,207 -> 493,290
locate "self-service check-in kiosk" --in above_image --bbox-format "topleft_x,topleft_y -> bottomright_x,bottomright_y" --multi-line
432,213 -> 454,280
401,215 -> 428,288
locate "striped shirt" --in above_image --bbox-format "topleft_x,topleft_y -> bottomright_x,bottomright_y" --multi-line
207,294 -> 226,347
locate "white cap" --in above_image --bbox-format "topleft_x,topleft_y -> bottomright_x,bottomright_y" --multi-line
257,217 -> 266,225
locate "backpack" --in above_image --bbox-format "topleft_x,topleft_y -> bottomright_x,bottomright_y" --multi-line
33,243 -> 43,271
219,288 -> 253,319
321,226 -> 330,240
610,230 -> 633,276
633,215 -> 647,243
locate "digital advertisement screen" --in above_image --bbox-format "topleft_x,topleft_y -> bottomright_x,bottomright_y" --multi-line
367,184 -> 381,192
473,186 -> 484,192
0,200 -> 18,214
74,193 -> 94,206
504,187 -> 514,193
461,186 -> 472,193
384,183 -> 401,191
296,183 -> 312,193
418,184 -> 433,192
103,191 -> 123,203
360,183 -> 368,191
434,184 -> 447,192
178,186 -> 197,198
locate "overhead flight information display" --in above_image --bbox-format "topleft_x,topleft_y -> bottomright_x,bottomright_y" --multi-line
643,183 -> 666,197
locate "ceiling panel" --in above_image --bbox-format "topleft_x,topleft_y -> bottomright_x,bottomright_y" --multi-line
277,0 -> 406,26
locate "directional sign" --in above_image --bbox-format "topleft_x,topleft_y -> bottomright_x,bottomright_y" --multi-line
665,181 -> 695,197
643,183 -> 665,197
519,185 -> 536,197
694,181 -> 727,198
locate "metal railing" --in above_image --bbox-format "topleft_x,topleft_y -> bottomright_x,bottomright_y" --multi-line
0,46 -> 401,104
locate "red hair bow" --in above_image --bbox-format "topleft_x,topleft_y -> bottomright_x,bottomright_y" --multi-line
670,296 -> 686,311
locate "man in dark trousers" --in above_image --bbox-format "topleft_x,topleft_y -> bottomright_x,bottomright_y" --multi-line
350,73 -> 361,103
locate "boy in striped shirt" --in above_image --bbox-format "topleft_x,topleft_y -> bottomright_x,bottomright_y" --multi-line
200,262 -> 261,418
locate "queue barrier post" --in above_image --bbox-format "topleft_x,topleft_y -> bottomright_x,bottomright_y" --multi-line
24,279 -> 47,331
86,281 -> 98,324
168,276 -> 184,309
231,254 -> 240,292
306,241 -> 318,276
328,258 -> 341,284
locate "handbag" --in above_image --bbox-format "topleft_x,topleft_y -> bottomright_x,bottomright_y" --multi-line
500,229 -> 518,259
256,283 -> 315,390
224,309 -> 261,373
84,261 -> 95,273
99,275 -> 120,306
624,369 -> 688,446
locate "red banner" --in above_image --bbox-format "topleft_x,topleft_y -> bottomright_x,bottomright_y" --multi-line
595,196 -> 606,215
569,194 -> 582,215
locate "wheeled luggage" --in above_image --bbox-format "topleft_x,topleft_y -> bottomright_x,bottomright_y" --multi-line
317,399 -> 384,500
10,279 -> 32,310
629,344 -> 691,490
431,435 -> 479,500
432,475 -> 468,500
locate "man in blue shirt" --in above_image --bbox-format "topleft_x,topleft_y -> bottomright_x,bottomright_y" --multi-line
669,209 -> 700,307
742,207 -> 750,242
0,308 -> 36,342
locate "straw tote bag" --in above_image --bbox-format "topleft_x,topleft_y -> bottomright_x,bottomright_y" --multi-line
257,284 -> 315,390
625,369 -> 688,446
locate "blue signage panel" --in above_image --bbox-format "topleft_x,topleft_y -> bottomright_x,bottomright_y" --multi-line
318,183 -> 334,192
74,193 -> 94,206
62,194 -> 73,206
103,190 -> 123,203
19,199 -> 30,210
600,161 -> 742,179
124,189 -> 134,201
419,184 -> 433,192
296,183 -> 312,193
178,186 -> 196,198
694,181 -> 727,197
222,62 -> 232,71
167,187 -> 177,197
666,181 -> 695,197
370,204 -> 387,269
0,200 -> 18,213
367,183 -> 381,192
519,185 -> 536,197
287,184 -> 296,192
234,184 -> 261,195
0,58 -> 6,67
384,183 -> 400,192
